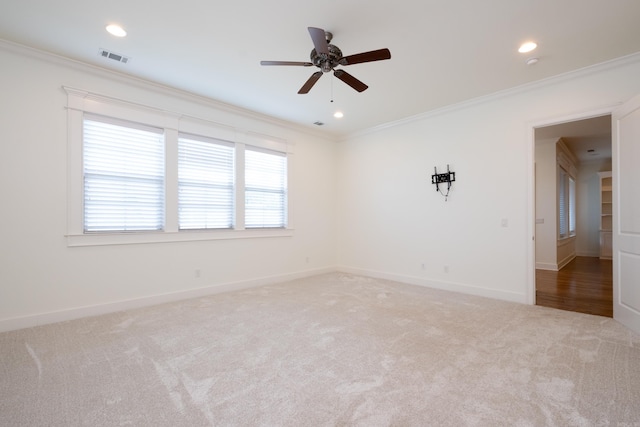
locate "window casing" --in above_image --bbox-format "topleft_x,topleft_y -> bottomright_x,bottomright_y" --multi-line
568,175 -> 576,236
245,147 -> 287,229
178,134 -> 235,230
558,166 -> 576,239
83,116 -> 165,232
65,87 -> 293,246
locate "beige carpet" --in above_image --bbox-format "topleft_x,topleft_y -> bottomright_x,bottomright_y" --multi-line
1,273 -> 639,426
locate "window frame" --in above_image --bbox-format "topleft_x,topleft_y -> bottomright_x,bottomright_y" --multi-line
557,165 -> 576,240
245,146 -> 288,229
568,175 -> 576,237
82,115 -> 166,233
65,87 -> 294,247
178,133 -> 236,231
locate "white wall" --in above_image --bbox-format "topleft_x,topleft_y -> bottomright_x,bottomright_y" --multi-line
555,139 -> 579,269
0,43 -> 338,331
337,54 -> 640,303
576,159 -> 612,257
3,41 -> 640,331
535,138 -> 558,269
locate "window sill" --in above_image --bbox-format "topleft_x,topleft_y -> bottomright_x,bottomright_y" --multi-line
66,228 -> 294,247
557,235 -> 576,245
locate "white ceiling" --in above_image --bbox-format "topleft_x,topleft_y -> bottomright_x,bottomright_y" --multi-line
1,1 -> 640,139
535,115 -> 612,163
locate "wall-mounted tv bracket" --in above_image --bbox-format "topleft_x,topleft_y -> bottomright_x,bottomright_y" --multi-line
432,165 -> 455,201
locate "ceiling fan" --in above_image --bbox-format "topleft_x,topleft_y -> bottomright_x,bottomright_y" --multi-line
260,27 -> 391,94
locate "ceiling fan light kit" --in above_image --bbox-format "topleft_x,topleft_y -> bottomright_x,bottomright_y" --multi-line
261,27 -> 391,94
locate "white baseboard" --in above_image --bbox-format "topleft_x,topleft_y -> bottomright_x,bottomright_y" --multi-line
337,266 -> 527,304
576,251 -> 600,258
536,262 -> 558,271
558,254 -> 576,270
1,265 -> 530,333
0,266 -> 336,333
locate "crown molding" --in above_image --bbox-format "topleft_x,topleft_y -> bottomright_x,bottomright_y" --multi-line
346,51 -> 640,141
0,38 -> 340,143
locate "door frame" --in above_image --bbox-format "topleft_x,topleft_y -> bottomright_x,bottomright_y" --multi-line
526,104 -> 619,305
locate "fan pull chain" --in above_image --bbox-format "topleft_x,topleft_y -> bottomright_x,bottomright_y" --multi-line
330,74 -> 334,103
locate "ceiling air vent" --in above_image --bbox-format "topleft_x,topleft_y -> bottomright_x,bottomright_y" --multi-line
98,48 -> 131,64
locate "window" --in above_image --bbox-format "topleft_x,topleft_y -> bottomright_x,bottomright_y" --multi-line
245,148 -> 287,228
67,86 -> 293,245
83,117 -> 165,232
178,134 -> 234,230
558,167 -> 576,239
568,176 -> 576,236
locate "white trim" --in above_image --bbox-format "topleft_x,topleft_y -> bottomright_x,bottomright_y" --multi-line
347,52 -> 640,141
536,262 -> 559,271
0,39 -> 337,141
527,105 -> 618,306
0,267 -> 336,333
165,128 -> 179,232
235,143 -> 246,230
576,251 -> 600,258
66,101 -> 84,235
0,265 -> 530,333
243,131 -> 291,154
337,266 -> 527,304
64,87 -> 295,245
66,227 -> 294,247
557,253 -> 576,271
178,116 -> 237,143
3,37 -> 639,143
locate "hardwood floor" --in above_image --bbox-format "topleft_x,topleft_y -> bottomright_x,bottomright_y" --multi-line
536,256 -> 613,317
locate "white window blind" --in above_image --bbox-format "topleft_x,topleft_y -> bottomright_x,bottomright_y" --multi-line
83,117 -> 165,232
178,134 -> 235,229
558,168 -> 567,238
569,176 -> 576,236
558,167 -> 576,239
245,148 -> 287,228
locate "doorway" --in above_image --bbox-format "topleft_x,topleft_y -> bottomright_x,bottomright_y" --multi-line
535,256 -> 612,316
533,115 -> 613,317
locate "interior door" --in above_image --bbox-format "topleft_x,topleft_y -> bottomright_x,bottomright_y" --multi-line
613,93 -> 640,335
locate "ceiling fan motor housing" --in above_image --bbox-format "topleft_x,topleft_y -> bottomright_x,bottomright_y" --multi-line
311,44 -> 343,73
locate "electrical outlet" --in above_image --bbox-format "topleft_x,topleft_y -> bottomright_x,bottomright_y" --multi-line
421,262 -> 426,270
195,269 -> 201,278
444,265 -> 449,273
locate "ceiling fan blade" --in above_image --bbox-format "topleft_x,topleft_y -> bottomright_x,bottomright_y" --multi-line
334,70 -> 368,92
260,60 -> 314,66
298,71 -> 323,94
308,27 -> 329,55
340,48 -> 391,66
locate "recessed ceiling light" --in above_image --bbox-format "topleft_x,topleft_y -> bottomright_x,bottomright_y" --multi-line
525,57 -> 539,66
106,24 -> 127,37
334,111 -> 344,119
518,41 -> 537,53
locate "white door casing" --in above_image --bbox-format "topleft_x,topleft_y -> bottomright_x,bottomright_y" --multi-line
613,93 -> 640,335
527,106 -> 614,306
